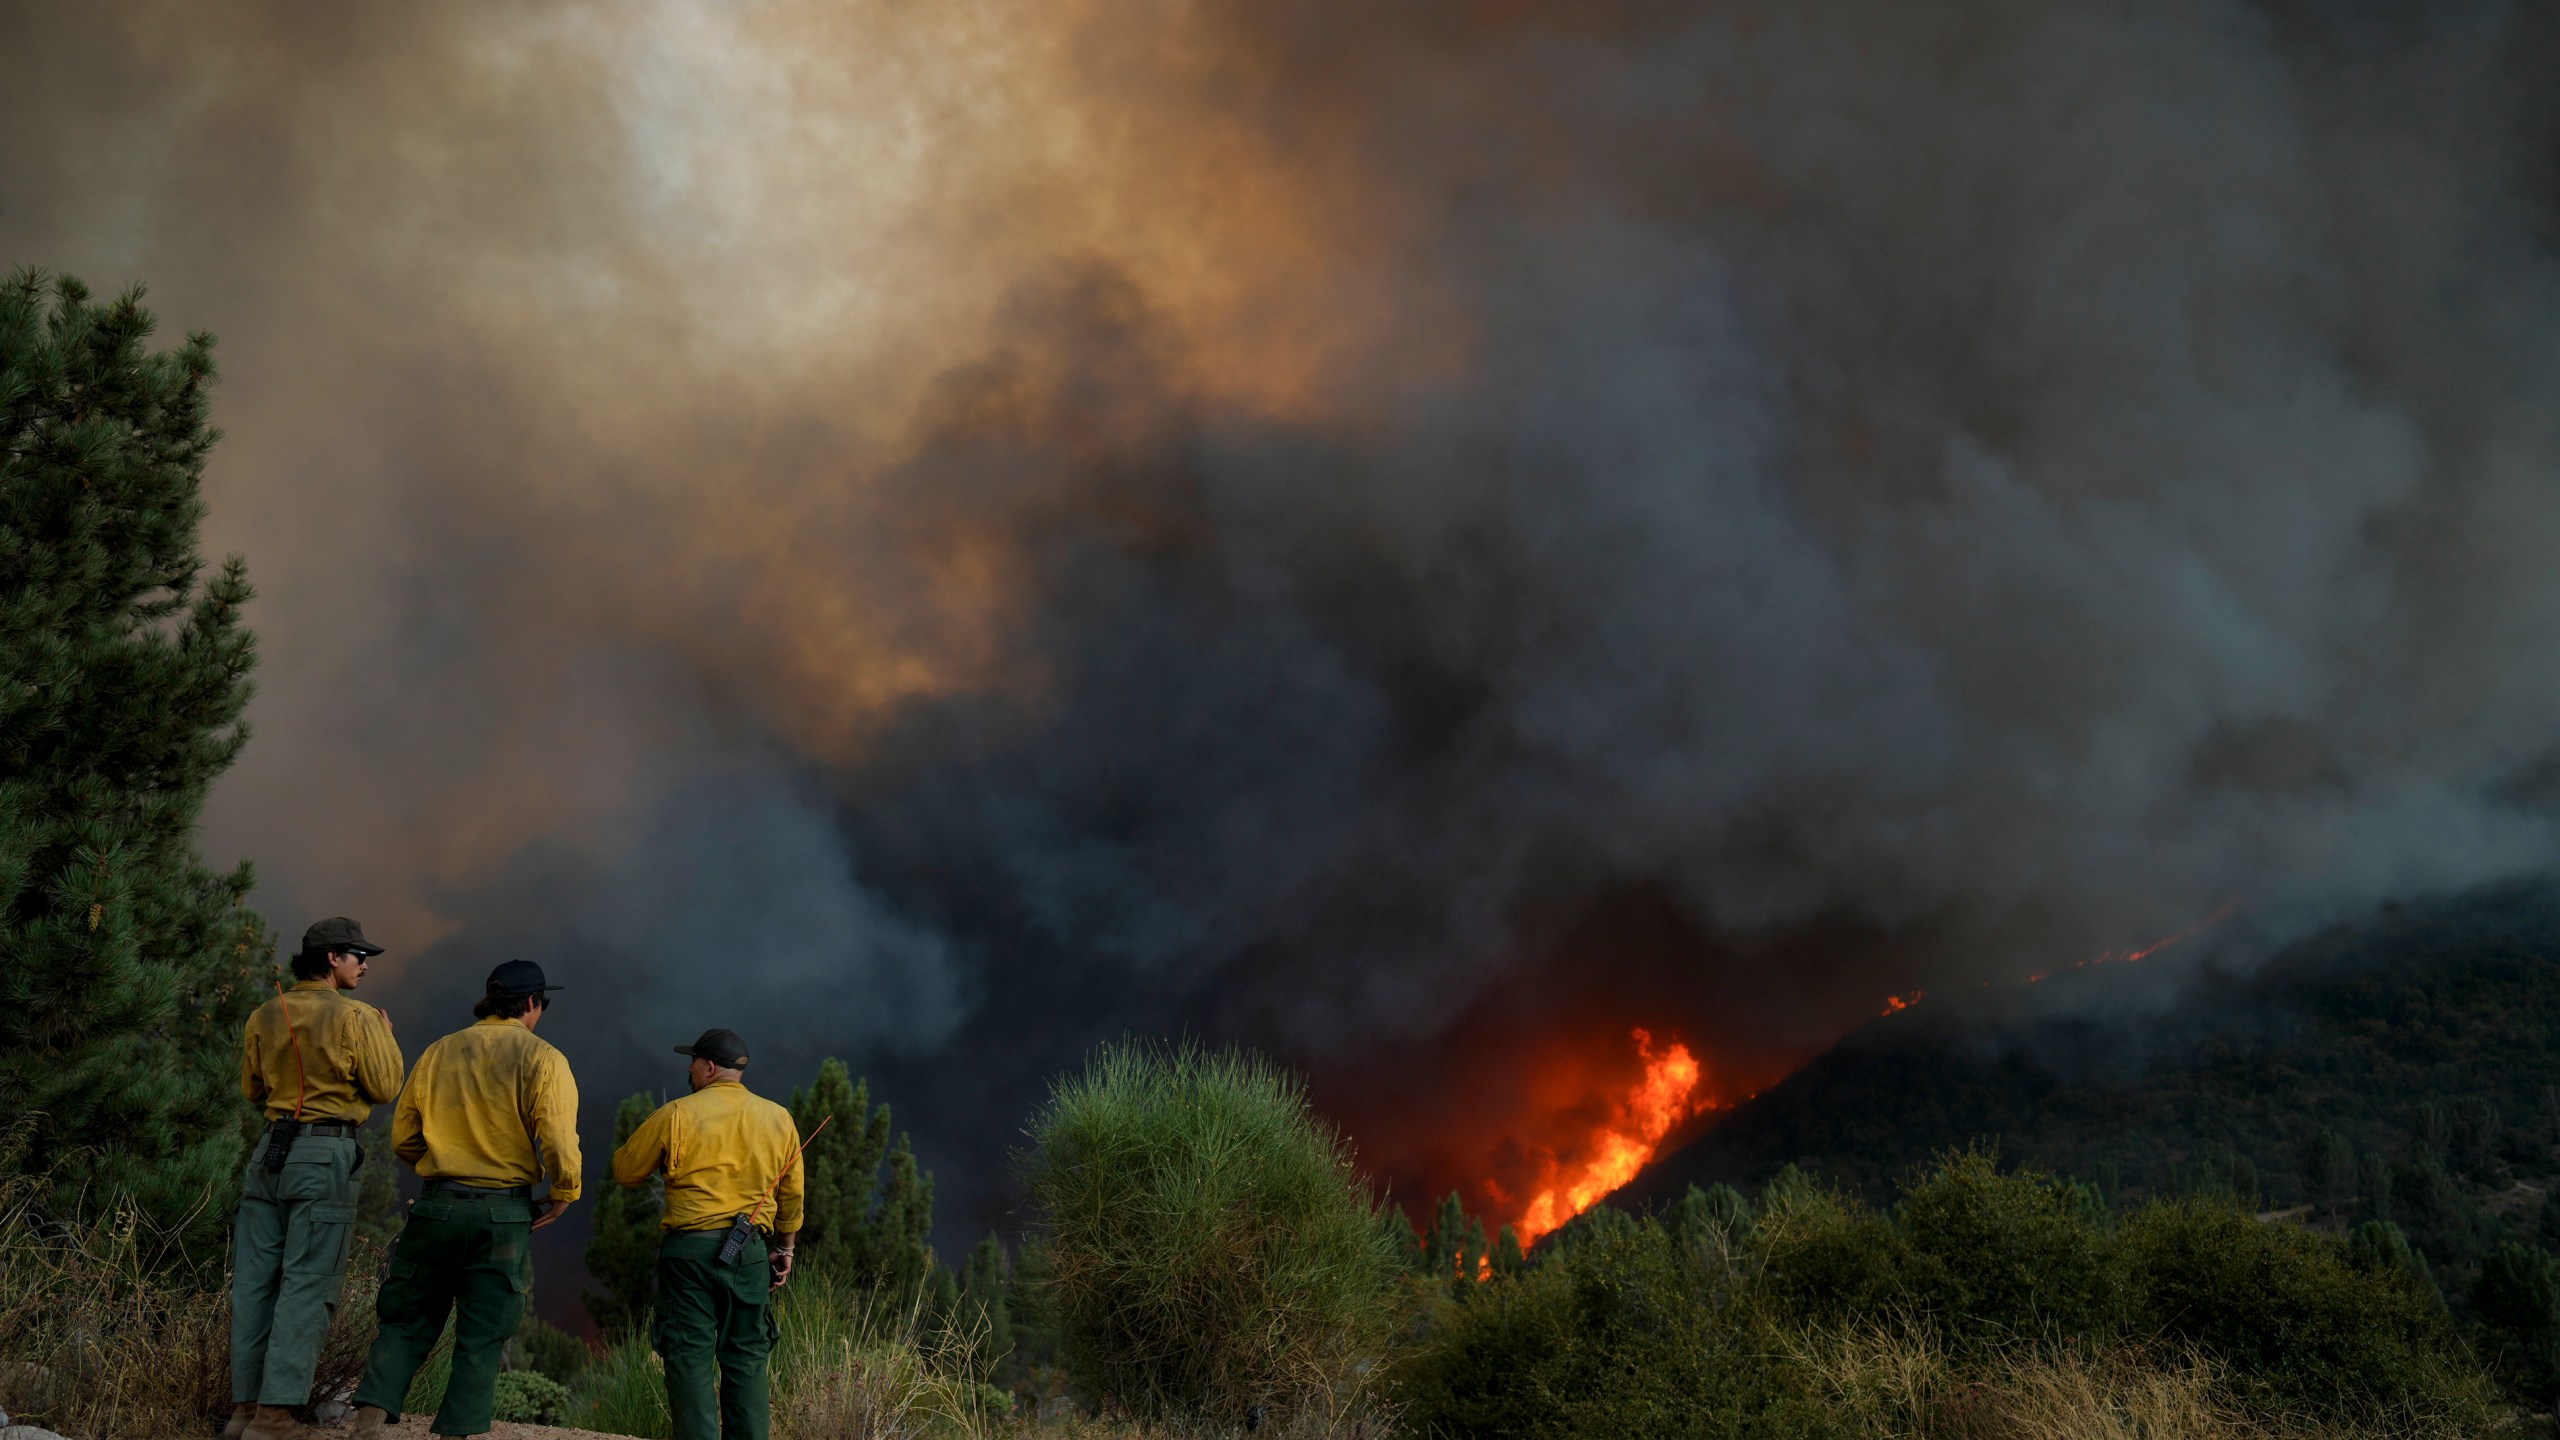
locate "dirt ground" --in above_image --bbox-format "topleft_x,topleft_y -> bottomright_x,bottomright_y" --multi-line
307,1418 -> 631,1440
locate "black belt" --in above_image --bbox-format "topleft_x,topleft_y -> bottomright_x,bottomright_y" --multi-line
257,1118 -> 355,1170
264,1119 -> 357,1138
424,1179 -> 532,1199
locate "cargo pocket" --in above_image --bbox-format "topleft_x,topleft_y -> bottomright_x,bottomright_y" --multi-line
494,1231 -> 535,1338
725,1253 -> 767,1308
376,1257 -> 428,1324
295,1201 -> 356,1284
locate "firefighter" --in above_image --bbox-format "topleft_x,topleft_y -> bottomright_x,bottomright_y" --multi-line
229,917 -> 404,1440
611,1028 -> 807,1440
350,960 -> 581,1440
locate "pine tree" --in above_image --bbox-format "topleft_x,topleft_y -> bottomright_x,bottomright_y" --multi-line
584,1092 -> 663,1335
2476,1241 -> 2560,1399
787,1057 -> 938,1298
1666,1182 -> 1754,1252
1007,1235 -> 1063,1376
2089,1160 -> 2123,1213
866,1132 -> 938,1299
2348,1219 -> 2440,1306
2451,1097 -> 2503,1180
1381,1206 -> 1424,1271
1421,1192 -> 1486,1288
2304,1128 -> 2355,1219
788,1059 -> 889,1272
2358,1152 -> 2394,1226
0,271 -> 272,1258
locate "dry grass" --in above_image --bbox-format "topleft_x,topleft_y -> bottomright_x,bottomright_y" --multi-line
0,1177 -> 383,1438
1010,1409 -> 1395,1440
1789,1320 -> 2484,1440
772,1332 -> 986,1440
1,1170 -> 2507,1440
763,1273 -> 1392,1440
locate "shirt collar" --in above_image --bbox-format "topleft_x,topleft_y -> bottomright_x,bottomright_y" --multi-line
473,1015 -> 528,1029
290,980 -> 334,993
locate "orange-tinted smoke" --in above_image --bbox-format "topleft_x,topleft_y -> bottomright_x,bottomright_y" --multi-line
3,1 -> 1482,939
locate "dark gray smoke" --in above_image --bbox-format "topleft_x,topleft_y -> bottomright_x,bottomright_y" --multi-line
6,0 -> 2559,1249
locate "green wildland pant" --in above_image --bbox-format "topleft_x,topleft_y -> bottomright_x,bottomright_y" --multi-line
231,1133 -> 360,1406
655,1228 -> 779,1440
351,1187 -> 534,1436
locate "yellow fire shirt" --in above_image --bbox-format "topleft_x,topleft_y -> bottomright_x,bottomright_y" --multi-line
240,980 -> 404,1124
611,1079 -> 805,1234
392,1016 -> 583,1200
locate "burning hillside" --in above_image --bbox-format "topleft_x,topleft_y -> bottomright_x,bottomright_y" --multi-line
11,2 -> 2560,1238
1509,1028 -> 1711,1245
1355,904 -> 2250,1245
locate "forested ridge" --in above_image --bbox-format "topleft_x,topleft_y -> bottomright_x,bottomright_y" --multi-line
1625,881 -> 2560,1309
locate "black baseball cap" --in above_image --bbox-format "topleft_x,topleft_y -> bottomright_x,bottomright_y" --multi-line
301,917 -> 384,958
675,1028 -> 749,1069
485,959 -> 564,997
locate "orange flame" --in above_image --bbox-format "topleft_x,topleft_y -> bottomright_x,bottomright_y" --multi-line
1885,900 -> 2241,1007
1515,1028 -> 1705,1247
2023,899 -> 2239,985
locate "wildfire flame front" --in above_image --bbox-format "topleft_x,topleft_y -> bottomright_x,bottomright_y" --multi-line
1515,1028 -> 1706,1247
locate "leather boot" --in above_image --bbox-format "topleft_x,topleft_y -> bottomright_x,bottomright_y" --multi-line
349,1405 -> 390,1440
222,1403 -> 257,1439
241,1404 -> 307,1440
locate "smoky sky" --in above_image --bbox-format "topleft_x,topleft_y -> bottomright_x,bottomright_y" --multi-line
7,0 -> 2560,1250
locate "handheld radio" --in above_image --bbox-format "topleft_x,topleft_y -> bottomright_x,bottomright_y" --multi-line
717,1115 -> 829,1267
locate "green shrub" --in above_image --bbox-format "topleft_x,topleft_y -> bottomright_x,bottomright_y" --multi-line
2347,1217 -> 2442,1306
492,1369 -> 573,1425
2112,1197 -> 2490,1427
1750,1175 -> 1911,1327
1020,1041 -> 1398,1424
1892,1151 -> 2108,1343
1667,1182 -> 1754,1250
515,1315 -> 590,1384
1394,1155 -> 2501,1439
1392,1219 -> 1828,1440
2473,1240 -> 2560,1402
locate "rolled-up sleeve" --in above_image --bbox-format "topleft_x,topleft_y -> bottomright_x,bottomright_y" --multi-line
353,1008 -> 405,1106
612,1104 -> 674,1191
531,1049 -> 583,1201
773,1142 -> 806,1236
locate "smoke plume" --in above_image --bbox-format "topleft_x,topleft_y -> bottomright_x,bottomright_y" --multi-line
6,0 -> 2559,1237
